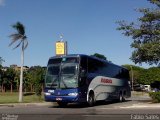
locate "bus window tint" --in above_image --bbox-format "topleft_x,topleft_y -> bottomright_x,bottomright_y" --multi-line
48,65 -> 59,75
62,65 -> 76,75
62,57 -> 79,63
88,57 -> 105,74
48,58 -> 62,64
80,56 -> 87,71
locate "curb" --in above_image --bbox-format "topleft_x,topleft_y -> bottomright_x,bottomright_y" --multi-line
1,102 -> 160,108
0,102 -> 55,107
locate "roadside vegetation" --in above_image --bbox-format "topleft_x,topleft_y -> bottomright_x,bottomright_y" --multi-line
117,0 -> 160,103
0,65 -> 46,104
123,65 -> 160,85
0,92 -> 44,104
149,92 -> 160,103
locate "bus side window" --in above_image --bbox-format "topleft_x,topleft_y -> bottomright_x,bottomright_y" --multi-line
80,56 -> 87,73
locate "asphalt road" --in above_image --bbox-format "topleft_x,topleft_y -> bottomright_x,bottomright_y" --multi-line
0,100 -> 160,120
0,94 -> 159,120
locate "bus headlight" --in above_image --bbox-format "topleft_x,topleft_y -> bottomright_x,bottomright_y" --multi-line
68,92 -> 78,96
44,92 -> 51,96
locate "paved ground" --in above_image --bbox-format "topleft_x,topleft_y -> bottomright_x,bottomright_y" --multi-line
0,100 -> 160,120
0,92 -> 160,120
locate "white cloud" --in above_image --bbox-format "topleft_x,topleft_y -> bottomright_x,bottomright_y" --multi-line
0,0 -> 5,6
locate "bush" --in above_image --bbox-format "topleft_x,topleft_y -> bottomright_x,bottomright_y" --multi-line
149,92 -> 160,103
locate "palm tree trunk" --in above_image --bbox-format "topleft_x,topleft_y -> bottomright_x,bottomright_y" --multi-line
19,44 -> 24,102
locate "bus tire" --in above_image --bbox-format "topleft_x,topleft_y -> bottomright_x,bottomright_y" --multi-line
119,93 -> 123,102
57,102 -> 68,107
88,92 -> 95,107
122,91 -> 126,102
118,92 -> 125,102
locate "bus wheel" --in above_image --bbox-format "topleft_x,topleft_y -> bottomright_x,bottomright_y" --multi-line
57,102 -> 68,107
119,93 -> 125,102
88,93 -> 95,107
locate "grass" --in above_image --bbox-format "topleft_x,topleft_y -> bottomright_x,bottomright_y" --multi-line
0,92 -> 44,104
132,91 -> 149,96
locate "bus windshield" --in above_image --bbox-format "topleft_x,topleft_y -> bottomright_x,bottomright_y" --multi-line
60,63 -> 78,88
45,57 -> 79,89
45,65 -> 59,88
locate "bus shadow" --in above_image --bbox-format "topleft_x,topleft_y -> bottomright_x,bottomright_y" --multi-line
95,100 -> 132,106
49,100 -> 132,109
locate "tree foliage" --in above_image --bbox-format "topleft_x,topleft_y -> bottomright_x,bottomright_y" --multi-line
138,67 -> 160,84
123,64 -> 160,85
0,66 -> 46,95
117,0 -> 160,65
91,53 -> 107,60
27,66 -> 46,96
9,22 -> 28,50
122,64 -> 145,84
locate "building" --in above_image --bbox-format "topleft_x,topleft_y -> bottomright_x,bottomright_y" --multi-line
10,64 -> 29,71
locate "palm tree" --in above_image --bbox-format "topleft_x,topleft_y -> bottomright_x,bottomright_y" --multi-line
9,22 -> 28,102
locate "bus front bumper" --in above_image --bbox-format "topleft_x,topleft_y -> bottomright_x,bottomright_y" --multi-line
44,94 -> 80,103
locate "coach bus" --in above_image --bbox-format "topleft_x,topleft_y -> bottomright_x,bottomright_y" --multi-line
44,54 -> 131,107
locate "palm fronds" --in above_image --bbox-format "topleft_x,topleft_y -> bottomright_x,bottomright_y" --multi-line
9,22 -> 28,50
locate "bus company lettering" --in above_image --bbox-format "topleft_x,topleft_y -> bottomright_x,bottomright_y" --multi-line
101,78 -> 112,84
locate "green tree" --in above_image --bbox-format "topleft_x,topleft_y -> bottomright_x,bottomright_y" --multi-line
23,71 -> 30,92
9,22 -> 28,102
0,57 -> 3,89
14,70 -> 20,92
5,68 -> 16,93
123,65 -> 160,85
29,66 -> 45,96
0,65 -> 3,92
117,0 -> 160,65
91,53 -> 107,60
26,69 -> 35,92
138,67 -> 160,84
122,64 -> 145,85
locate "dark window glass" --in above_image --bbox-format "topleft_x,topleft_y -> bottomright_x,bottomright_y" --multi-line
62,65 -> 76,74
80,56 -> 87,70
47,65 -> 60,75
48,58 -> 62,65
62,57 -> 79,63
88,57 -> 106,74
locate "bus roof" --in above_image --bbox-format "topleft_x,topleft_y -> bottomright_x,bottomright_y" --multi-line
49,54 -> 128,71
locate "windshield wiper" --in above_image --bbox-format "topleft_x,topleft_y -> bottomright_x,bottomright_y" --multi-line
50,76 -> 58,88
61,78 -> 68,88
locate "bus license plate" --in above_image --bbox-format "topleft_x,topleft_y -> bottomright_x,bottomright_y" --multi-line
56,98 -> 62,101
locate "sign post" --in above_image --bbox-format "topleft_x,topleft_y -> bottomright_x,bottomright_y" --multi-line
55,36 -> 67,56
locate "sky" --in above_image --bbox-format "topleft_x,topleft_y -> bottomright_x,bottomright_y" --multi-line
0,0 -> 155,68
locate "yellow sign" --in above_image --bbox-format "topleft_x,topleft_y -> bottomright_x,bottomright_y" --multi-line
55,42 -> 65,55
